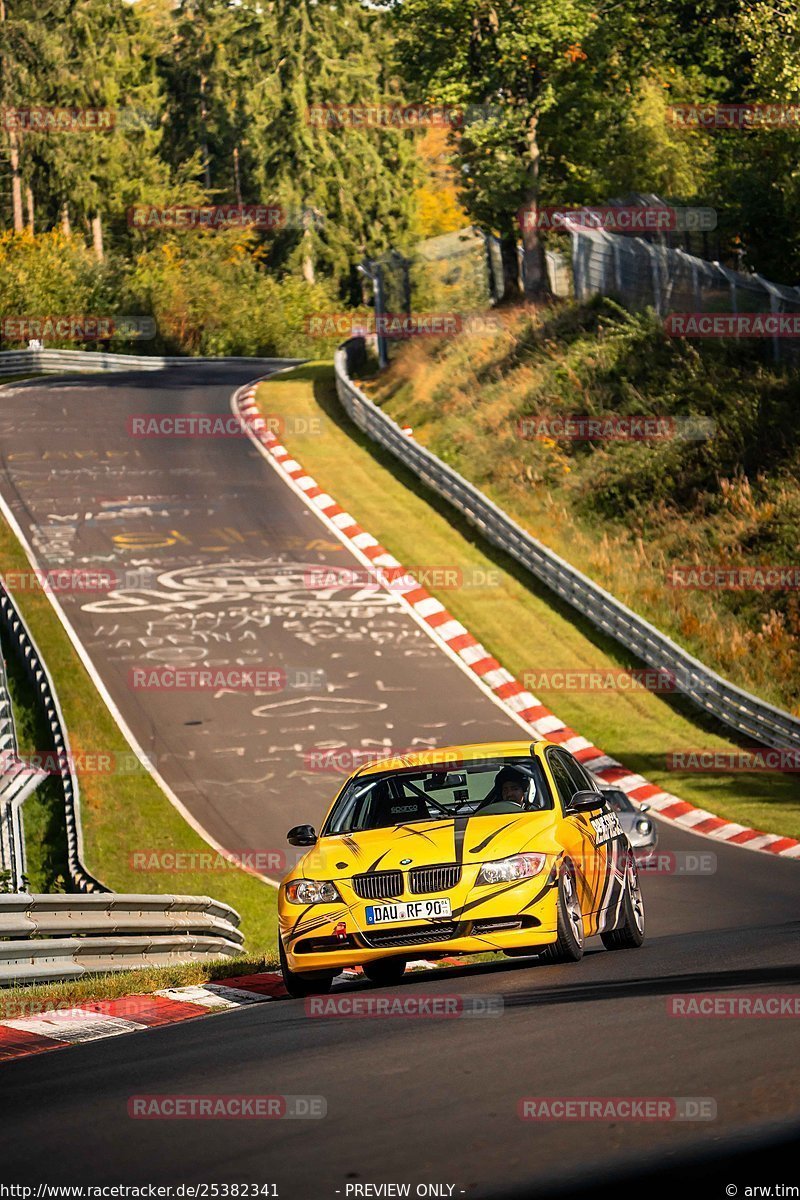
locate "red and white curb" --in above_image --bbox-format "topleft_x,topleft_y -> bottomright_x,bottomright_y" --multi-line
234,380 -> 800,862
0,960 -> 461,1063
0,974 -> 281,1063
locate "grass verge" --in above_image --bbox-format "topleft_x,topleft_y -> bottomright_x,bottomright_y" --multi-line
0,954 -> 279,1018
367,300 -> 800,716
255,363 -> 800,839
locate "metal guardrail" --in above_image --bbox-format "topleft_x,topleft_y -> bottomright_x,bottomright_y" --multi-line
0,894 -> 243,984
334,338 -> 800,753
0,349 -> 290,377
0,647 -> 46,891
0,581 -> 106,892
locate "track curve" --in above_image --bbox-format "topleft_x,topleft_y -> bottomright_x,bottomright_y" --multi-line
0,364 -> 523,868
1,366 -> 799,1194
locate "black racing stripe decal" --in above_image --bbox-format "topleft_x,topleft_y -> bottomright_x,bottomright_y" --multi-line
598,840 -> 626,931
287,909 -> 348,944
396,824 -> 442,845
519,877 -> 555,912
469,819 -> 521,855
341,835 -> 362,858
451,878 -> 526,919
608,840 -> 628,927
365,851 -> 390,873
453,815 -> 470,867
288,904 -> 314,939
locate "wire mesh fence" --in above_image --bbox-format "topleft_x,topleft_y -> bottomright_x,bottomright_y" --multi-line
568,222 -> 800,363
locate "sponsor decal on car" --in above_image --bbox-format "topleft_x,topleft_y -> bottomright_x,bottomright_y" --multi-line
590,811 -> 623,845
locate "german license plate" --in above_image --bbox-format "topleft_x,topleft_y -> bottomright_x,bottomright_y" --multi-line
365,898 -> 452,925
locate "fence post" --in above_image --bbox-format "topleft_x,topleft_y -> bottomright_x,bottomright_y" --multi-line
753,274 -> 784,364
643,240 -> 663,316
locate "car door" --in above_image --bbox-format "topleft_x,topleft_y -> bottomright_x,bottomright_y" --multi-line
561,752 -> 628,934
544,747 -> 602,932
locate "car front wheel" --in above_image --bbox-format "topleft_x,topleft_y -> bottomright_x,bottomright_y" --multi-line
279,937 -> 336,998
540,861 -> 584,963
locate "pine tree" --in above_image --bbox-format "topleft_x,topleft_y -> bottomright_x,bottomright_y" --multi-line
244,0 -> 418,294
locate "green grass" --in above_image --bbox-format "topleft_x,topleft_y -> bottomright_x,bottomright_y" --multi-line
1,626 -> 70,891
0,954 -> 279,1018
255,363 -> 800,840
0,391 -> 278,948
367,299 -> 800,717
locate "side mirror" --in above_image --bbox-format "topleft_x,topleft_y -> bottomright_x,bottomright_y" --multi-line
568,790 -> 604,813
287,824 -> 317,847
639,802 -> 650,813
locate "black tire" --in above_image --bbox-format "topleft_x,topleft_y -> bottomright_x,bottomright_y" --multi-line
363,957 -> 407,986
279,937 -> 336,998
601,857 -> 645,950
540,861 -> 584,963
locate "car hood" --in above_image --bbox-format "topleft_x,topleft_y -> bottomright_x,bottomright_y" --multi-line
298,811 -> 558,880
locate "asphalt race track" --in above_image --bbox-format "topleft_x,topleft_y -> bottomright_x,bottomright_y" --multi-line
0,364 -> 522,866
4,822 -> 800,1194
2,367 -> 800,1195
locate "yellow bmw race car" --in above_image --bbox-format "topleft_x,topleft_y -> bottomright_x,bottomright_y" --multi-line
278,739 -> 645,996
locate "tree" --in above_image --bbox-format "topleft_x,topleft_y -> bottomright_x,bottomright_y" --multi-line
45,0 -> 168,259
391,0 -> 598,299
0,0 -> 68,231
245,0 -> 418,293
160,0 -> 260,197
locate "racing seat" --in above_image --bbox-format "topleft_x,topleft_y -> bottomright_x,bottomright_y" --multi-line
364,786 -> 429,828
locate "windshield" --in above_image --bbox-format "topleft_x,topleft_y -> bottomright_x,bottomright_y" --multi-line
603,790 -> 635,814
321,756 -> 553,835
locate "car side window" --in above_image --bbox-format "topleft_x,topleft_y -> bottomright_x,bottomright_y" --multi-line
561,752 -> 597,795
546,751 -> 577,809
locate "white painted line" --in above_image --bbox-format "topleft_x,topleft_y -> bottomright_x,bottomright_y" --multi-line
4,1011 -> 147,1042
154,985 -> 241,1009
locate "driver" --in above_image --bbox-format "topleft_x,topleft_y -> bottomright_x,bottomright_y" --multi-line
494,764 -> 533,809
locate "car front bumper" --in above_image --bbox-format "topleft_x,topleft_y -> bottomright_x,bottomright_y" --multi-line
280,877 -> 560,972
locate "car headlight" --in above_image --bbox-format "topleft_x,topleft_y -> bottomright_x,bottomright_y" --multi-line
476,853 -> 548,885
285,879 -> 342,904
635,819 -> 652,835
